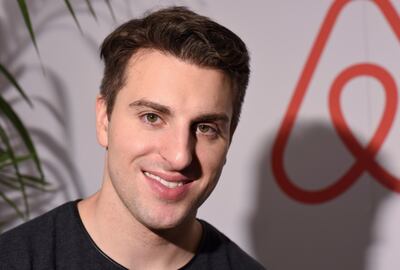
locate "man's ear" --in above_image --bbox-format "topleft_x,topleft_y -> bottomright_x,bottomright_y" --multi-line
96,95 -> 109,148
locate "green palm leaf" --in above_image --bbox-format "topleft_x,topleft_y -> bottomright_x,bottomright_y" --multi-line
0,96 -> 44,181
2,0 -> 118,226
0,154 -> 31,170
0,173 -> 49,191
105,0 -> 116,21
0,64 -> 32,107
85,0 -> 98,21
0,125 -> 28,218
64,0 -> 83,33
0,191 -> 25,220
17,0 -> 39,54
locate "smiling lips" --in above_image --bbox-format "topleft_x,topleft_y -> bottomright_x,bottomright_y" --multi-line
143,171 -> 193,201
144,171 -> 191,188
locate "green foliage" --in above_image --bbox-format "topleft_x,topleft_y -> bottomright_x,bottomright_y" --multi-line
0,65 -> 47,220
0,0 -> 115,225
64,0 -> 83,33
17,0 -> 39,54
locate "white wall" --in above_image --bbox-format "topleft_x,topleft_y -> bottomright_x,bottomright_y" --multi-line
3,1 -> 400,269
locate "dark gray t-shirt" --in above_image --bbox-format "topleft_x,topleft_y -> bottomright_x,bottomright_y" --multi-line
0,201 -> 265,269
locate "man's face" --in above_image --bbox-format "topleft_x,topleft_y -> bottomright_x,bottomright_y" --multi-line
96,50 -> 233,230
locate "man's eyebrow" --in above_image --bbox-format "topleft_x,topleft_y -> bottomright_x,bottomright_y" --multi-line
193,113 -> 230,124
129,99 -> 171,115
129,99 -> 229,123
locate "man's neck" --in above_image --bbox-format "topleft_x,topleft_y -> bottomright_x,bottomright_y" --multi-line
77,180 -> 203,269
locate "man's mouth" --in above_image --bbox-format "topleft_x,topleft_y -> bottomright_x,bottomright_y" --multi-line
144,171 -> 187,189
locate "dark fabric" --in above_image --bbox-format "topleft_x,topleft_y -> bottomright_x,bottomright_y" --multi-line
0,201 -> 265,270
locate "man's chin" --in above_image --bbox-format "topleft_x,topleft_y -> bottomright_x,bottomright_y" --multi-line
144,216 -> 188,232
139,210 -> 197,233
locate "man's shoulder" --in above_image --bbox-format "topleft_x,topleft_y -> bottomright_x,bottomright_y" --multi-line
0,200 -> 77,240
0,201 -> 79,266
0,200 -> 125,269
194,220 -> 266,270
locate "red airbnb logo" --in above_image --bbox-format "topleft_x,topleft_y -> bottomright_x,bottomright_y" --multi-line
272,0 -> 400,204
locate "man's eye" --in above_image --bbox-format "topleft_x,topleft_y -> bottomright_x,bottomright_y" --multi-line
196,124 -> 217,135
143,113 -> 160,124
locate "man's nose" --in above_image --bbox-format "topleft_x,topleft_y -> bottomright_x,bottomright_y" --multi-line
160,127 -> 194,171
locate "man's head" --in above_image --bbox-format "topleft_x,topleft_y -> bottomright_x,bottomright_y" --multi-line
99,6 -> 250,135
96,6 -> 250,231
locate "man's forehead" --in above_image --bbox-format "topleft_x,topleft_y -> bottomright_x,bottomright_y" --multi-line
126,48 -> 230,83
116,49 -> 234,121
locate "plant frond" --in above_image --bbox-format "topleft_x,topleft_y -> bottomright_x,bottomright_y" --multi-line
0,125 -> 28,218
85,0 -> 97,21
0,190 -> 25,220
17,0 -> 39,54
64,0 -> 83,33
0,64 -> 32,107
0,97 -> 45,182
104,0 -> 116,22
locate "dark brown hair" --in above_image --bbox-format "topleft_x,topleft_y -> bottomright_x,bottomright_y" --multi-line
100,6 -> 250,134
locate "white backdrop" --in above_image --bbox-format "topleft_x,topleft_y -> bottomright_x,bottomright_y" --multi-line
3,1 -> 400,269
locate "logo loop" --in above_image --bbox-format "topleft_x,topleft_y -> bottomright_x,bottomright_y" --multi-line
272,0 -> 400,203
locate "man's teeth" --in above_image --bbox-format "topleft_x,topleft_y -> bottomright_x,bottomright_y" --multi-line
144,172 -> 184,188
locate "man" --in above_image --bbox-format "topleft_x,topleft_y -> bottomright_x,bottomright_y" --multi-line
0,6 -> 264,269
